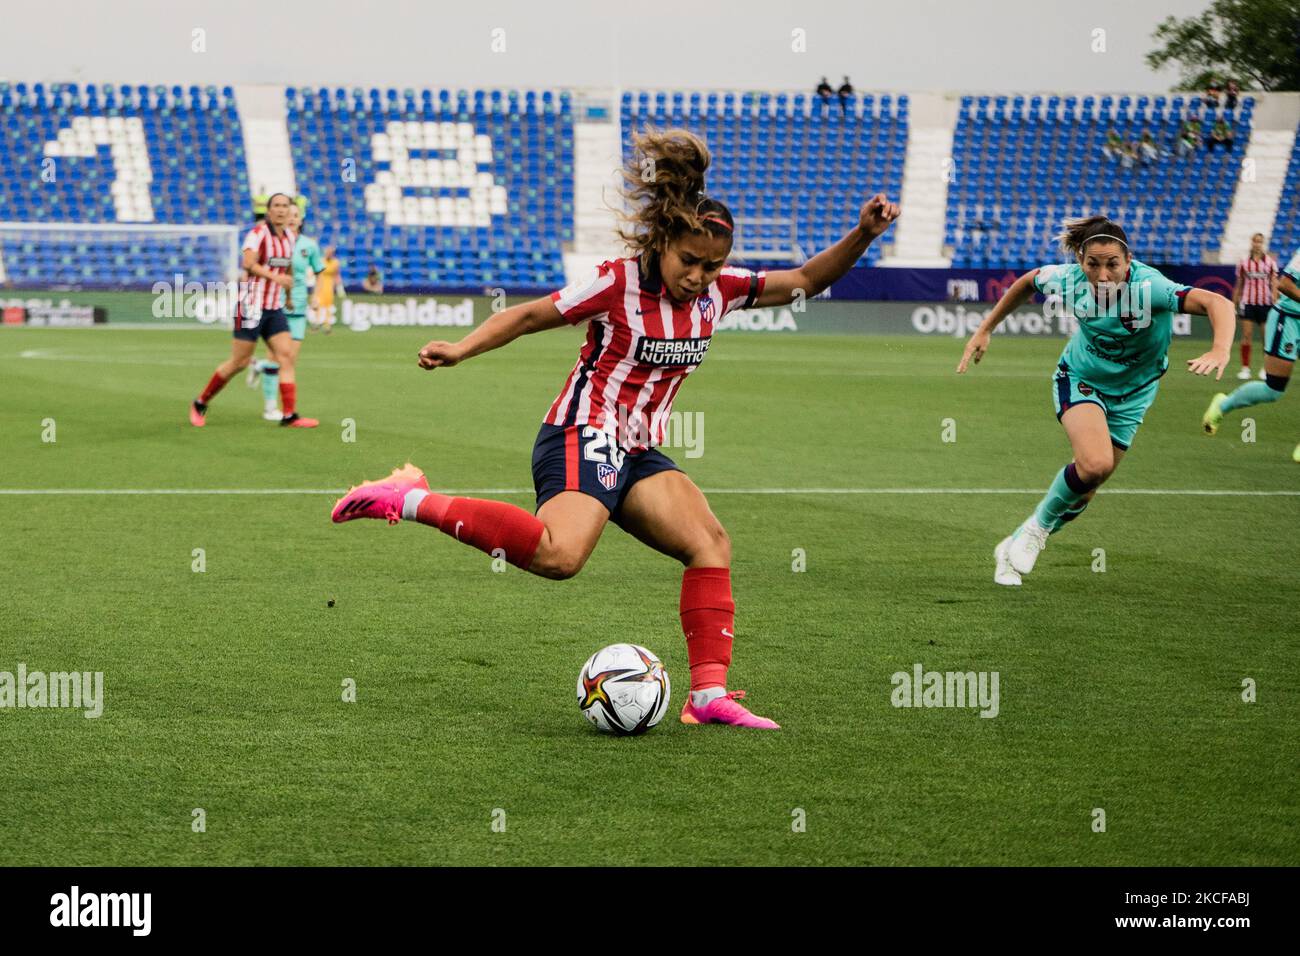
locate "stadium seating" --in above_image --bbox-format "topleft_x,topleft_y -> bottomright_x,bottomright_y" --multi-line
620,90 -> 909,266
945,94 -> 1255,269
0,81 -> 250,286
1271,121 -> 1300,258
286,87 -> 574,290
3,80 -> 1288,288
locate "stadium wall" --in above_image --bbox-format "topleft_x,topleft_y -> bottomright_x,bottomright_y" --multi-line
0,290 -> 1222,340
829,264 -> 1237,302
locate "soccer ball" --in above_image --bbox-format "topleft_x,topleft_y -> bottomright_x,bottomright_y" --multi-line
576,643 -> 670,735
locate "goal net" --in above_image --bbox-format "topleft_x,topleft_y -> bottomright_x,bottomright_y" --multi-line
0,222 -> 241,292
728,217 -> 806,266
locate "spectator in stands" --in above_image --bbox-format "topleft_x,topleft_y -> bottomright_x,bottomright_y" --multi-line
361,266 -> 384,294
1120,141 -> 1138,169
1207,119 -> 1235,152
1138,131 -> 1160,164
1103,129 -> 1124,161
837,76 -> 854,114
815,77 -> 833,100
1202,81 -> 1221,109
1176,119 -> 1202,156
1224,80 -> 1240,110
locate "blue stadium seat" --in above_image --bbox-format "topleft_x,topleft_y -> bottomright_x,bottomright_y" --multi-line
621,89 -> 908,267
944,89 -> 1255,267
283,86 -> 573,290
0,82 -> 252,286
1271,115 -> 1300,254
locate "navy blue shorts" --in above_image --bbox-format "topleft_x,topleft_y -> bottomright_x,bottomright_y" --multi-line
233,307 -> 290,342
531,423 -> 679,525
1241,303 -> 1271,324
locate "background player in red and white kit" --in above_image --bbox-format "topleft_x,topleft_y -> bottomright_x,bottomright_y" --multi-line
331,129 -> 899,729
188,192 -> 318,428
1233,233 -> 1279,380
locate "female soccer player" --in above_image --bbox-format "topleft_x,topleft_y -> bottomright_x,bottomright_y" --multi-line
1203,243 -> 1300,442
957,216 -> 1234,586
1231,233 -> 1279,380
331,129 -> 900,730
189,192 -> 318,428
248,202 -> 326,418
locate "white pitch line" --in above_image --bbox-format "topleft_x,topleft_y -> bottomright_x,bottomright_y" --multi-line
0,488 -> 1297,497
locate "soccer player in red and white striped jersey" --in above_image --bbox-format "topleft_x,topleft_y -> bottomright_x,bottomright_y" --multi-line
1233,233 -> 1279,380
331,129 -> 900,730
188,192 -> 318,428
539,255 -> 760,453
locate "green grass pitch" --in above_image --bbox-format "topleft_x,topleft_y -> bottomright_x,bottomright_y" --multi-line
1,312 -> 1296,866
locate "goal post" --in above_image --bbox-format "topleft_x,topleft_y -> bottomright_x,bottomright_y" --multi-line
729,216 -> 805,266
0,222 -> 242,291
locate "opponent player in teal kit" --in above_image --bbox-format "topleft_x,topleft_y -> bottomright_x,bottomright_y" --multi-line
249,201 -> 325,419
957,216 -> 1235,586
1202,243 -> 1300,458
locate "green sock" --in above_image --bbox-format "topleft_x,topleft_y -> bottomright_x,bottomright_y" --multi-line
1050,502 -> 1088,533
1221,380 -> 1284,413
1033,463 -> 1095,529
261,363 -> 280,406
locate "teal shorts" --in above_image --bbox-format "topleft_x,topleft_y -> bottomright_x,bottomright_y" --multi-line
1263,307 -> 1300,362
1052,364 -> 1160,451
286,313 -> 307,341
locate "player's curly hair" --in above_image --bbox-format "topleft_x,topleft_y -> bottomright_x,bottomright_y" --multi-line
615,127 -> 734,257
1056,215 -> 1130,258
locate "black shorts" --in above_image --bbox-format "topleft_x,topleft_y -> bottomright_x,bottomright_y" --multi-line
531,423 -> 679,526
1241,303 -> 1272,324
233,307 -> 290,342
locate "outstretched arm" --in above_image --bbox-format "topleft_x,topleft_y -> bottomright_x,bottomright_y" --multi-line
417,296 -> 567,369
1182,288 -> 1235,379
754,194 -> 900,307
956,269 -> 1040,372
1279,274 -> 1300,303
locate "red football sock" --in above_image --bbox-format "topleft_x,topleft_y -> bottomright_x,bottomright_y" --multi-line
198,371 -> 230,404
415,495 -> 544,569
279,381 -> 297,416
680,567 -> 734,690
1241,341 -> 1252,369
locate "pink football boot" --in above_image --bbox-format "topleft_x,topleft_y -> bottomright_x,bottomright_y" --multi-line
681,690 -> 780,729
331,464 -> 429,525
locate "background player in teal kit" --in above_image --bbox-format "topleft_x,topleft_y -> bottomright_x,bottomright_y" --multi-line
250,201 -> 325,419
1203,243 -> 1300,456
957,216 -> 1235,586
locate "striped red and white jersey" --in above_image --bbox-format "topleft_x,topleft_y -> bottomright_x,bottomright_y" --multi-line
1236,254 -> 1278,306
238,223 -> 296,316
545,255 -> 766,452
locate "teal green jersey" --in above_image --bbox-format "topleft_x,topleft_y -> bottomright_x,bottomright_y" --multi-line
289,235 -> 325,315
1277,246 -> 1300,317
1033,258 -> 1191,396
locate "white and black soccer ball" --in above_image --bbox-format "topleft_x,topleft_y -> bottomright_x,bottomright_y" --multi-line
576,643 -> 670,735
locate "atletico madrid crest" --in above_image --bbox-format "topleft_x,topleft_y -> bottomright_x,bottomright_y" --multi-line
698,294 -> 716,324
597,462 -> 618,490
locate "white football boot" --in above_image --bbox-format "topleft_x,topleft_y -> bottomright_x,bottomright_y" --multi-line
1007,515 -> 1051,575
1236,366 -> 1252,380
994,535 -> 1022,587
